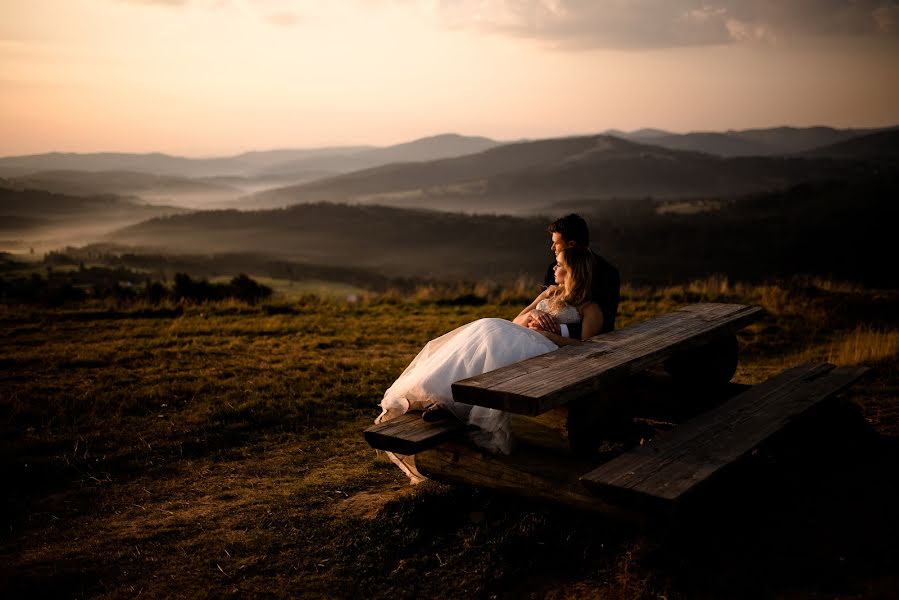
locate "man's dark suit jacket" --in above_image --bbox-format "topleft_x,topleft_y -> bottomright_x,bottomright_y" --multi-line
543,249 -> 620,338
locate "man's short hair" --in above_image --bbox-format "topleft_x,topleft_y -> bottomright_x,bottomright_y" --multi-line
548,214 -> 590,247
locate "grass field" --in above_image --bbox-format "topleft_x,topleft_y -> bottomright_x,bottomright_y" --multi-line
208,276 -> 370,302
2,278 -> 898,598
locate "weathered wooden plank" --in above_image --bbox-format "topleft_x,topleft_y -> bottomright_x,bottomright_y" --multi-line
508,408 -> 571,454
581,363 -> 831,483
364,412 -> 464,455
457,304 -> 760,405
597,364 -> 833,495
414,441 -> 647,521
579,363 -> 868,505
452,303 -> 764,416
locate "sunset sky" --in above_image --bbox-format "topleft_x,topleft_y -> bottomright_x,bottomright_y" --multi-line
2,0 -> 898,157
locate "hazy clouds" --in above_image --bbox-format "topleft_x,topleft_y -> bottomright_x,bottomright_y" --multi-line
118,0 -> 899,46
3,0 -> 895,156
437,0 -> 899,48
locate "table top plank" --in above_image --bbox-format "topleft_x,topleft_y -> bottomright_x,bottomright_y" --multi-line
452,303 -> 764,415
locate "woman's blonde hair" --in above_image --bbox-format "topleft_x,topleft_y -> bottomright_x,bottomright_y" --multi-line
549,246 -> 593,310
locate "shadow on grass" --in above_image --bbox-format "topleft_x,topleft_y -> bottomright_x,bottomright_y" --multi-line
3,401 -> 897,599
654,399 -> 899,598
321,482 -> 633,599
1,404 -> 349,546
317,400 -> 899,599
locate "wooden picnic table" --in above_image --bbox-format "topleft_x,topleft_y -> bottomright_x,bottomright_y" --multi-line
364,302 -> 868,516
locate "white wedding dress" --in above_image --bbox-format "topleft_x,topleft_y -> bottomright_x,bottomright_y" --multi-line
377,299 -> 582,469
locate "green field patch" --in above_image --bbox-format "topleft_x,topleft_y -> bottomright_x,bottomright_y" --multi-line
209,275 -> 369,301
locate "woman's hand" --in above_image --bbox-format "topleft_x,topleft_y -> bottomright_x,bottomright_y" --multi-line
512,287 -> 553,328
527,309 -> 561,334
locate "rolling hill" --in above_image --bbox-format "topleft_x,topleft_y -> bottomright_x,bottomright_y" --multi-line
614,132 -> 771,157
6,126 -> 896,285
107,203 -> 550,282
0,134 -> 499,181
245,134 -> 893,213
801,128 -> 899,160
0,187 -> 187,221
0,187 -> 190,252
4,170 -> 242,206
255,133 -> 500,179
105,169 -> 898,288
612,126 -> 893,157
0,148 -> 370,179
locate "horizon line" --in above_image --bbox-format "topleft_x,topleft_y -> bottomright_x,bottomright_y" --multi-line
2,122 -> 897,161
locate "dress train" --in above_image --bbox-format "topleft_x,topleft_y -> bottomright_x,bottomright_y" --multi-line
377,318 -> 559,455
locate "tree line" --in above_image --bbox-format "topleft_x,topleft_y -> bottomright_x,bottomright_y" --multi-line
0,264 -> 272,306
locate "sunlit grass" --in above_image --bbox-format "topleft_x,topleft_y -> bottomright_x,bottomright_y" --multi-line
827,325 -> 899,366
209,275 -> 370,301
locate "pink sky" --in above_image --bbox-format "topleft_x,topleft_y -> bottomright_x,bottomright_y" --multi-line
2,0 -> 898,156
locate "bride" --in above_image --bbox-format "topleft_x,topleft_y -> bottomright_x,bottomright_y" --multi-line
377,246 -> 603,466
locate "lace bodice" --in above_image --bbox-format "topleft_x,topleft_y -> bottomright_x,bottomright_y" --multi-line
536,298 -> 581,324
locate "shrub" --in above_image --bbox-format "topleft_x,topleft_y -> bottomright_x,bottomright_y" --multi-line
229,273 -> 273,305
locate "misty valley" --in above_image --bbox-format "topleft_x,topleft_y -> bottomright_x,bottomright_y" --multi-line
1,127 -> 897,295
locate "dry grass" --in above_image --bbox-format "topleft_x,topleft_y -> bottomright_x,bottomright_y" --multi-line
377,275 -> 539,306
1,277 -> 897,598
827,325 -> 899,366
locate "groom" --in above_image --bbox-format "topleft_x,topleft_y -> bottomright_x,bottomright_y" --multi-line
533,213 -> 620,339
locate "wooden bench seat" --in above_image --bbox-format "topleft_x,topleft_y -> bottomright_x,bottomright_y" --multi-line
414,441 -> 646,521
579,362 -> 868,507
452,303 -> 764,416
363,412 -> 464,455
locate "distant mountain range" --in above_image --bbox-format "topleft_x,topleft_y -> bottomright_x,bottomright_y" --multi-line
3,170 -> 241,203
246,129 -> 898,212
0,185 -> 188,238
0,134 -> 500,181
606,125 -> 896,157
802,129 -> 899,160
3,126 -> 894,184
4,124 -> 896,286
1,124 -> 896,220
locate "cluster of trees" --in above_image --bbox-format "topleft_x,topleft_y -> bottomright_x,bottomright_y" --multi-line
0,273 -> 89,306
171,273 -> 272,304
0,267 -> 272,306
45,245 -> 398,292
